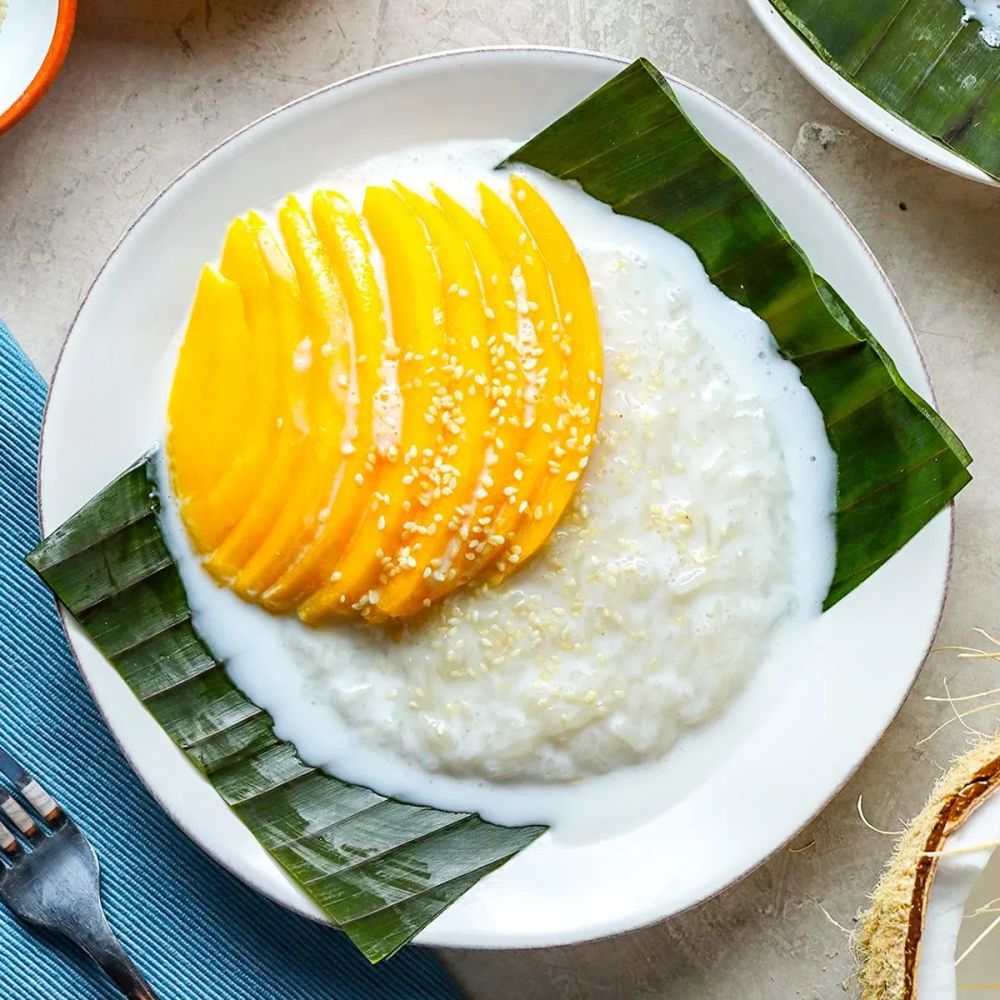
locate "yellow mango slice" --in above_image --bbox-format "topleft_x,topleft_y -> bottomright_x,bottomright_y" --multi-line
167,265 -> 249,552
492,175 -> 603,578
388,185 -> 532,606
298,186 -> 448,623
206,212 -> 315,587
471,181 -> 568,578
176,217 -> 279,553
233,195 -> 353,598
169,179 -> 602,623
262,191 -> 390,609
372,184 -> 494,618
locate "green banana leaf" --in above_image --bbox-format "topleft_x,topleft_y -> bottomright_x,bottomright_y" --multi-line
767,0 -> 1000,179
27,457 -> 545,963
506,58 -> 971,608
28,57 -> 970,963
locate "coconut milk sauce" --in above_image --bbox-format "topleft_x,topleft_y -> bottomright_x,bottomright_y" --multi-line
155,141 -> 837,841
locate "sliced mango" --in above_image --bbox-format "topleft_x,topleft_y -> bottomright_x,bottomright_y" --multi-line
406,186 -> 531,601
491,175 -> 603,579
206,213 -> 315,588
372,184 -> 493,618
263,191 -> 390,609
175,217 -> 279,554
297,186 -> 448,623
166,178 -> 602,624
233,195 -> 353,598
473,181 -> 567,578
167,265 -> 249,552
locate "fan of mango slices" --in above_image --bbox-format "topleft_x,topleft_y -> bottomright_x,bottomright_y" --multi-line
167,176 -> 604,624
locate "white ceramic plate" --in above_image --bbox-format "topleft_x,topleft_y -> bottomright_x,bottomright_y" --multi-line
39,47 -> 953,950
746,0 -> 998,188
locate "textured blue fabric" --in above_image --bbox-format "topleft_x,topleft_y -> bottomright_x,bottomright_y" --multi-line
0,320 -> 461,1000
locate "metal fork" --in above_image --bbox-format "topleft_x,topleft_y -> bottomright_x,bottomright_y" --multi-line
0,746 -> 158,998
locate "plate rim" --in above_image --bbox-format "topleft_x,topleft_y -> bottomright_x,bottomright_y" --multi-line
745,0 -> 999,188
37,44 -> 954,950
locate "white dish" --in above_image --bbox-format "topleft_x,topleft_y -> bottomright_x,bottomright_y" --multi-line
0,0 -> 73,133
39,46 -> 953,950
746,0 -> 998,188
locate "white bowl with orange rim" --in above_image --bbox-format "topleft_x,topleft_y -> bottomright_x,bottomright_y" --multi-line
0,0 -> 76,135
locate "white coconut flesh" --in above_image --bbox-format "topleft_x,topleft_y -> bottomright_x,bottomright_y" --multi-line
858,734 -> 1000,1000
920,787 -> 1000,996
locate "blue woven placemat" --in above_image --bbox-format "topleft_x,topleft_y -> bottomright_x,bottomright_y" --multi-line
0,318 -> 461,999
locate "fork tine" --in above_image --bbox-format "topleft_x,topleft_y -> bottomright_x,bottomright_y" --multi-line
0,813 -> 20,858
0,747 -> 64,826
0,790 -> 42,842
